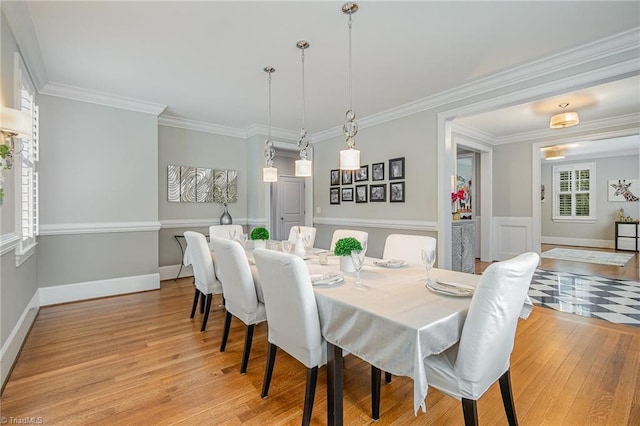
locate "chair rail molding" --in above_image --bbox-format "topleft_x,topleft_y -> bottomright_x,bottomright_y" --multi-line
313,217 -> 437,232
0,232 -> 20,256
160,218 -> 251,229
40,221 -> 162,235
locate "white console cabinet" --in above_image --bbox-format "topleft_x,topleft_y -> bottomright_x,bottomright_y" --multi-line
452,220 -> 475,273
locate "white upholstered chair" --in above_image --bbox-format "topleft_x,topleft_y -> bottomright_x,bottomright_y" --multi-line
287,226 -> 317,248
183,231 -> 223,332
382,234 -> 437,266
209,224 -> 243,240
209,236 -> 267,374
423,252 -> 539,426
254,249 -> 385,423
329,229 -> 368,252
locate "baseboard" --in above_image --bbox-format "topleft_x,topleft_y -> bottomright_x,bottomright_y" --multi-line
1,291 -> 39,388
39,273 -> 160,306
159,264 -> 193,281
541,236 -> 614,249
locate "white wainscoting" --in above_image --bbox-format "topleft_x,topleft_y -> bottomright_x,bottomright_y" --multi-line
541,236 -> 614,249
492,217 -> 534,260
39,273 -> 160,306
1,292 -> 39,387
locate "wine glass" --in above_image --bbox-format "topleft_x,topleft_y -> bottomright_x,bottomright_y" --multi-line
281,240 -> 292,253
238,233 -> 248,248
421,249 -> 436,284
350,249 -> 366,286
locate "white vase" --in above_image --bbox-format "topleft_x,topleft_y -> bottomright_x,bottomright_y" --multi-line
340,255 -> 355,273
253,240 -> 265,250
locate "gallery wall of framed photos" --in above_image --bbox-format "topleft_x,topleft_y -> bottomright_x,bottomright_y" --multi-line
330,157 -> 405,205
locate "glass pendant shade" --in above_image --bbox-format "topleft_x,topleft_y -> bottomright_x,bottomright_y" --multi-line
263,166 -> 278,182
295,158 -> 312,177
549,111 -> 579,129
340,148 -> 360,170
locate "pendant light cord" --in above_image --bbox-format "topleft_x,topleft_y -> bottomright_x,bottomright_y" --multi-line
348,12 -> 353,112
268,72 -> 272,141
301,48 -> 306,129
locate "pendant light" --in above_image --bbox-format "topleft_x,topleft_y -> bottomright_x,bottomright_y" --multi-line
262,66 -> 278,182
550,102 -> 580,129
295,40 -> 312,177
339,2 -> 360,170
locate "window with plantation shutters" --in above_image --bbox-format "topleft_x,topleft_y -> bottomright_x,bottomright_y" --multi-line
14,53 -> 39,266
552,162 -> 596,223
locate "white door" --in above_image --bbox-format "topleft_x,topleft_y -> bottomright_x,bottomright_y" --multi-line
275,176 -> 305,241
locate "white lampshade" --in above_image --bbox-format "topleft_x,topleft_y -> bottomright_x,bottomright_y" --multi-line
263,167 -> 278,182
295,159 -> 312,177
550,111 -> 579,129
1,107 -> 32,138
339,148 -> 360,170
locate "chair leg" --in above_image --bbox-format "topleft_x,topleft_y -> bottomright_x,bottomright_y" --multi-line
461,398 -> 478,426
261,343 -> 278,398
199,292 -> 205,314
220,311 -> 232,352
385,371 -> 392,384
371,366 -> 382,420
499,369 -> 518,426
190,288 -> 199,318
240,324 -> 255,374
302,366 -> 318,426
200,293 -> 212,332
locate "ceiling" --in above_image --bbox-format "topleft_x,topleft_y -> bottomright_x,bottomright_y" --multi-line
9,1 -> 640,139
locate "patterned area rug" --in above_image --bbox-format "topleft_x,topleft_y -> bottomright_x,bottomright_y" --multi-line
540,248 -> 633,266
529,268 -> 640,326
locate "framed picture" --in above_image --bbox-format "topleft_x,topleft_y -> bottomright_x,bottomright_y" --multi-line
330,169 -> 340,186
389,157 -> 405,180
341,187 -> 354,202
390,181 -> 405,203
370,184 -> 386,202
355,185 -> 368,203
355,165 -> 369,182
608,179 -> 640,201
372,162 -> 384,181
330,187 -> 340,204
341,170 -> 353,185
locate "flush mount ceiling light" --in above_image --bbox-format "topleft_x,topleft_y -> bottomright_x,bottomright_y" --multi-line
339,2 -> 361,171
550,102 -> 580,129
544,146 -> 566,160
262,66 -> 278,183
295,40 -> 312,178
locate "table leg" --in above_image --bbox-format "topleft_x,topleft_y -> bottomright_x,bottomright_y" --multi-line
327,341 -> 343,426
174,235 -> 186,281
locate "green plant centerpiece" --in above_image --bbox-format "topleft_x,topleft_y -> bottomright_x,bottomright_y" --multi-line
250,227 -> 269,241
333,237 -> 362,256
334,237 -> 363,273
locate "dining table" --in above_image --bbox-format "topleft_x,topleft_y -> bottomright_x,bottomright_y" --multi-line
245,246 -> 532,425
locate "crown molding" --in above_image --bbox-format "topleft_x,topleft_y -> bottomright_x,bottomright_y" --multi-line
311,28 -> 640,143
244,123 -> 299,141
159,115 -> 247,139
40,82 -> 167,116
543,148 -> 639,164
493,113 -> 640,145
452,123 -> 495,145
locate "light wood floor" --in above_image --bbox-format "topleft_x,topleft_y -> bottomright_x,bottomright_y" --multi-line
2,277 -> 639,425
476,244 -> 640,280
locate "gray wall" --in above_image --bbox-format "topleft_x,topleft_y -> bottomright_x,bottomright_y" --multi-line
541,154 -> 639,242
37,94 -> 159,286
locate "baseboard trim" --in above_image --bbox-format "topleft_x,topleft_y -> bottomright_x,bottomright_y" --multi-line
39,273 -> 160,306
159,264 -> 193,281
1,291 -> 39,388
541,236 -> 614,249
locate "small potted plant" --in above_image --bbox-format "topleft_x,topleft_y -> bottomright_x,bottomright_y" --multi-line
250,227 -> 269,249
333,237 -> 363,273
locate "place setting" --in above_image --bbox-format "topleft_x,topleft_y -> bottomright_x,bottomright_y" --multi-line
422,249 -> 475,297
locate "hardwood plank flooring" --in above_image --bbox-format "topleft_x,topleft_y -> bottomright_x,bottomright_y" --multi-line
2,278 -> 639,425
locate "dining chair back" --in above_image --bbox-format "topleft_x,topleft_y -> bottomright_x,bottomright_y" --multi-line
209,236 -> 267,374
423,252 -> 539,426
288,226 -> 317,249
183,231 -> 223,332
382,234 -> 436,266
330,229 -> 368,252
209,224 -> 243,240
254,248 -> 386,423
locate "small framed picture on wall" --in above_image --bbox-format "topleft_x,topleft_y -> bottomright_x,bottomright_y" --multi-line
341,187 -> 354,202
330,169 -> 340,186
390,182 -> 405,202
372,162 -> 384,181
330,187 -> 340,204
389,157 -> 405,180
355,165 -> 368,182
370,184 -> 387,202
341,170 -> 353,185
355,185 -> 368,203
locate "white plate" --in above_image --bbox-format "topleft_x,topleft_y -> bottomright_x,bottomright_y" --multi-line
374,259 -> 407,268
426,280 -> 474,297
310,273 -> 344,286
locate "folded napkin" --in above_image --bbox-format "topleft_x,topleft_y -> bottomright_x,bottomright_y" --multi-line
374,259 -> 407,268
426,280 -> 475,296
310,272 -> 344,286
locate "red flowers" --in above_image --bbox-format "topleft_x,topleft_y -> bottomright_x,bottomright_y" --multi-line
451,189 -> 466,202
